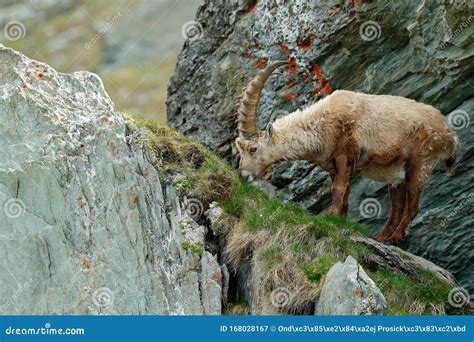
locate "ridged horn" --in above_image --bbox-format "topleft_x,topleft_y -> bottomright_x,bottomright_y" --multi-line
237,61 -> 288,138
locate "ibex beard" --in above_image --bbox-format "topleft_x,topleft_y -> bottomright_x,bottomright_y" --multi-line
235,62 -> 459,245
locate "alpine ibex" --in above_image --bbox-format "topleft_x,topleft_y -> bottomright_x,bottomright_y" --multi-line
235,62 -> 459,244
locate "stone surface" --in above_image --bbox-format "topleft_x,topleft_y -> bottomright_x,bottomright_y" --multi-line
0,46 -> 224,315
350,236 -> 459,287
167,0 -> 474,294
315,256 -> 388,315
200,251 -> 223,315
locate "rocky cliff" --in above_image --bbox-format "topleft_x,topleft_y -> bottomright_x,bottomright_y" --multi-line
167,0 -> 473,296
2,46 -> 469,315
0,46 -> 225,314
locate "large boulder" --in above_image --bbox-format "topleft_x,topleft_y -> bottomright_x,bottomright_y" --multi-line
0,46 -> 224,314
315,256 -> 387,315
167,0 -> 473,295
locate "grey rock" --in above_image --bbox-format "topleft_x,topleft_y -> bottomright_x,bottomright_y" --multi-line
206,201 -> 224,225
350,236 -> 459,287
200,251 -> 223,315
167,0 -> 474,294
248,258 -> 279,315
0,46 -> 224,315
315,256 -> 388,315
221,263 -> 230,303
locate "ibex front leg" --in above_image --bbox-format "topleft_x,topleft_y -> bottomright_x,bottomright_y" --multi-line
329,153 -> 354,216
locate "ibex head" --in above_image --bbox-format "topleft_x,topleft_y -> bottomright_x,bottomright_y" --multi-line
235,62 -> 287,180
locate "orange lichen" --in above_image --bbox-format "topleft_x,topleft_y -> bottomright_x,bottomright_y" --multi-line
283,91 -> 296,101
287,79 -> 296,88
82,258 -> 91,269
297,37 -> 313,51
244,0 -> 258,13
133,196 -> 139,205
288,57 -> 297,75
313,64 -> 324,83
107,141 -> 118,158
311,64 -> 333,95
255,58 -> 268,69
279,43 -> 290,55
323,82 -> 333,94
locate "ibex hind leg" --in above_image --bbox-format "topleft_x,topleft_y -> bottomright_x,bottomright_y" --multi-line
386,162 -> 430,245
373,183 -> 406,243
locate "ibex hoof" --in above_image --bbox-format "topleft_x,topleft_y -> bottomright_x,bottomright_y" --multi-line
373,232 -> 388,243
386,234 -> 404,245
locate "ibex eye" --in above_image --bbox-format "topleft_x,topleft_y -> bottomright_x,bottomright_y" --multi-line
249,147 -> 257,153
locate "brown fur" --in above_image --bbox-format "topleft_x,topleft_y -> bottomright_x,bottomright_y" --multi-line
236,90 -> 459,244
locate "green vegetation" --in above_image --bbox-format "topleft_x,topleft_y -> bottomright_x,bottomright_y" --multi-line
369,268 -> 460,315
131,119 -> 465,315
182,241 -> 203,257
304,255 -> 338,282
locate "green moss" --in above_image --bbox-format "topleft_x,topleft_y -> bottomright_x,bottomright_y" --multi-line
182,241 -> 203,257
304,255 -> 338,282
129,118 -> 238,204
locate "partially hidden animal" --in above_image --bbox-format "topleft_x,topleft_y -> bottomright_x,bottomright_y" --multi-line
235,62 -> 459,244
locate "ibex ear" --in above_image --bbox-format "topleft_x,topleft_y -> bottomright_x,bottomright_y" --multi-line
265,123 -> 273,141
236,139 -> 246,150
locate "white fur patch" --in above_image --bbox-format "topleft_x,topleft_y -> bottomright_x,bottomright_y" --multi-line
361,167 -> 405,184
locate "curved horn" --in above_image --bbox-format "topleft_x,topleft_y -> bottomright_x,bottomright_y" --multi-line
237,61 -> 288,138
